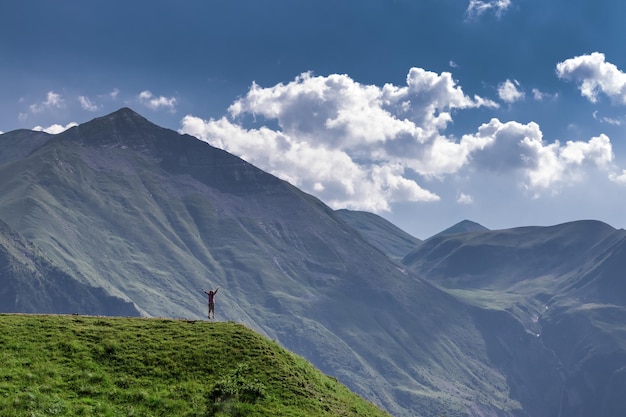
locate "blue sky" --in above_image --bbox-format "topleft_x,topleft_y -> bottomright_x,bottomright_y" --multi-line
2,0 -> 626,238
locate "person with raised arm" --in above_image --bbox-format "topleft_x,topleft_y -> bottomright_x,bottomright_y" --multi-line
202,286 -> 220,320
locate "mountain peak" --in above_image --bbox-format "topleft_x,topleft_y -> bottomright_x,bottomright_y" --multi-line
107,107 -> 148,121
88,107 -> 153,131
49,107 -> 286,195
64,107 -> 172,150
435,219 -> 489,237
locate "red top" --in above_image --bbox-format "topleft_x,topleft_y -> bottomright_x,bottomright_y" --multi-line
206,288 -> 218,303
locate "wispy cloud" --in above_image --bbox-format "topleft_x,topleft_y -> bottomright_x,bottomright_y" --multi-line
29,91 -> 64,113
78,95 -> 99,111
531,88 -> 558,101
457,192 -> 473,204
593,111 -> 623,126
557,52 -> 626,105
498,79 -> 524,103
138,90 -> 177,112
466,0 -> 512,19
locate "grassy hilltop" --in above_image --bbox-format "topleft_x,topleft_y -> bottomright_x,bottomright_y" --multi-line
0,315 -> 390,417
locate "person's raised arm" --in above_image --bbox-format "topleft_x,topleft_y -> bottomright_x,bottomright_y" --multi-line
214,286 -> 220,294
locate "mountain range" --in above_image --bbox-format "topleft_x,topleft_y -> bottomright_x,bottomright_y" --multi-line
1,108 -> 625,417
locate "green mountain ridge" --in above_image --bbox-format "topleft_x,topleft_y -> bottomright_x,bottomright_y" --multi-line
1,109 -> 485,417
2,108 -> 626,416
0,314 -> 391,417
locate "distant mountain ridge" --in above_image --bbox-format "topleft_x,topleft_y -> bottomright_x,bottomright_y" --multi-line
1,108 -> 626,417
434,219 -> 489,237
403,219 -> 626,417
0,129 -> 51,165
335,209 -> 421,260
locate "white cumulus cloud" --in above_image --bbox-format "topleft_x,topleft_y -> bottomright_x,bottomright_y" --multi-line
557,52 -> 626,105
181,68 -> 499,212
138,90 -> 177,111
463,118 -> 616,193
181,67 -> 626,211
498,79 -> 525,103
181,114 -> 440,212
33,122 -> 78,134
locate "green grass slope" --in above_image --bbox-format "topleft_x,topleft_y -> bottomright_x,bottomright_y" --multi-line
0,314 -> 390,417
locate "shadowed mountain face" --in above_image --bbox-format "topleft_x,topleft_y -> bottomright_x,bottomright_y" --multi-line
0,219 -> 139,316
1,108 -> 625,416
0,129 -> 52,165
403,221 -> 626,417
